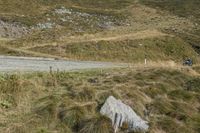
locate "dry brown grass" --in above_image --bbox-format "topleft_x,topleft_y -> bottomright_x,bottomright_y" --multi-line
0,66 -> 199,133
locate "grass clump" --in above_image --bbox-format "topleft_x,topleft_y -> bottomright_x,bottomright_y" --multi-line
142,85 -> 168,98
58,106 -> 86,130
79,115 -> 113,133
157,116 -> 192,133
168,89 -> 194,101
69,87 -> 95,102
34,94 -> 62,119
185,78 -> 200,92
187,114 -> 200,132
0,74 -> 22,93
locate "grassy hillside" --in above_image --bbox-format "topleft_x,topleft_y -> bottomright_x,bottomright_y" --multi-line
140,0 -> 200,54
140,0 -> 200,22
0,0 -> 131,26
30,36 -> 199,63
0,1 -> 200,133
0,67 -> 200,133
0,0 -> 199,63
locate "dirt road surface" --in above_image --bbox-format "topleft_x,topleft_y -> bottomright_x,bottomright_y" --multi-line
0,56 -> 125,72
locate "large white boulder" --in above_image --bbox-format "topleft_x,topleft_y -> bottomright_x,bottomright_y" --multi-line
100,96 -> 149,133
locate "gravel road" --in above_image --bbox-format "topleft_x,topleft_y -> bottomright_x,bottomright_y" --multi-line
0,56 -> 125,72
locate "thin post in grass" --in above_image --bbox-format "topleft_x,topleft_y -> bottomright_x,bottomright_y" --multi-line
100,69 -> 103,74
57,68 -> 60,74
49,66 -> 53,75
144,44 -> 148,67
145,54 -> 147,67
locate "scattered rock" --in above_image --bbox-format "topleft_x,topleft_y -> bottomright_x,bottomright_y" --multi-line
0,20 -> 29,38
55,6 -> 73,14
54,6 -> 125,31
100,96 -> 149,133
35,22 -> 55,29
98,21 -> 115,30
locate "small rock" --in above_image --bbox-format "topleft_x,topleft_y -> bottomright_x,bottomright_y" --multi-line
88,78 -> 98,83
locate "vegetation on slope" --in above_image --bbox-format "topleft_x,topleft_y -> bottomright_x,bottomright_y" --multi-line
140,0 -> 200,54
0,0 -> 199,62
140,0 -> 200,23
0,1 -> 200,133
29,36 -> 199,63
0,67 -> 199,133
0,0 -> 130,28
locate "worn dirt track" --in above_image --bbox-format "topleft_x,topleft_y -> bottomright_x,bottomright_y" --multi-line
22,29 -> 167,49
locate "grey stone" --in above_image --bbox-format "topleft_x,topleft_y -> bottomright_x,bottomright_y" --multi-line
100,96 -> 149,133
35,22 -> 55,29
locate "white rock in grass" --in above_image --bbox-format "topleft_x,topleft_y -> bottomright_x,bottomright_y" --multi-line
100,96 -> 149,133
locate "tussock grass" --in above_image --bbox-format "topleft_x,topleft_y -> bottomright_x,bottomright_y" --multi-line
59,105 -> 86,130
157,116 -> 192,133
185,77 -> 200,92
168,89 -> 194,101
0,74 -> 22,94
68,87 -> 96,102
79,115 -> 113,133
0,67 -> 200,132
34,94 -> 61,118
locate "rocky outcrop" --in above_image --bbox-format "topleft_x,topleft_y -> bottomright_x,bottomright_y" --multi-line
100,96 -> 149,133
0,20 -> 29,38
54,6 -> 125,31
